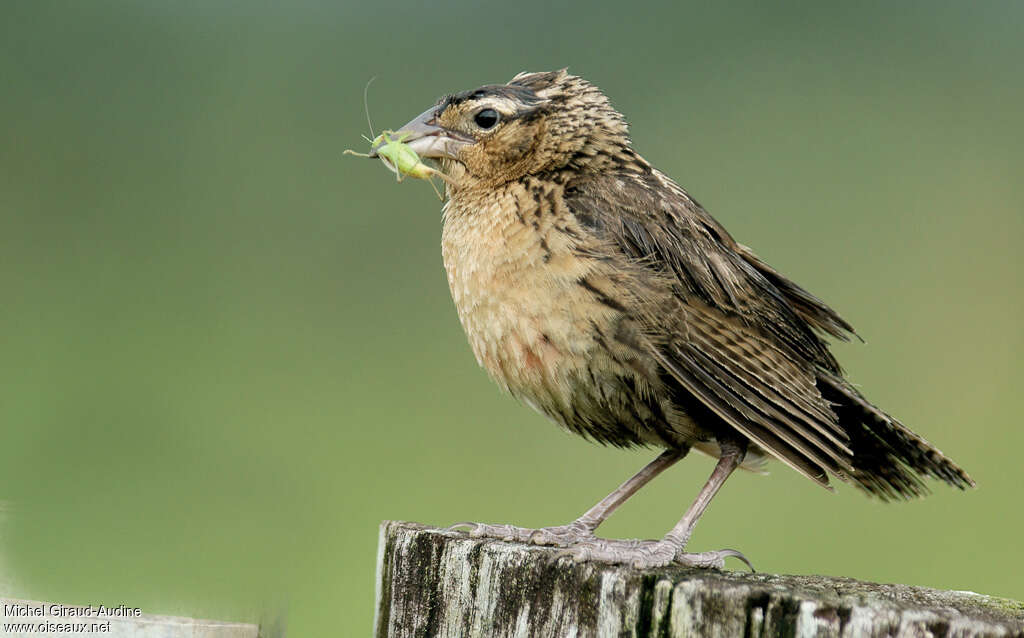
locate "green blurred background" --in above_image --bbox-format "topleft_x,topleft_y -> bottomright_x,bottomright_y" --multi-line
1,0 -> 1021,634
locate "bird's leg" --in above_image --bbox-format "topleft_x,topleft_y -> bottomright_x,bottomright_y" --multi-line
530,447 -> 688,545
561,439 -> 754,570
448,448 -> 687,546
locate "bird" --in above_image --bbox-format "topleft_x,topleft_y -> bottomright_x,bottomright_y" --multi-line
369,69 -> 974,570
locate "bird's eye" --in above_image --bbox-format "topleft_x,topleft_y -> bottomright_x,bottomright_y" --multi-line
473,108 -> 500,129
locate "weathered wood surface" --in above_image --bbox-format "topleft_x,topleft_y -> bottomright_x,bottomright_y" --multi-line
375,520 -> 1024,638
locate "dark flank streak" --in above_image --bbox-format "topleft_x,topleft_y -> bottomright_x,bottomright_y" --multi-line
578,277 -> 628,313
511,199 -> 525,224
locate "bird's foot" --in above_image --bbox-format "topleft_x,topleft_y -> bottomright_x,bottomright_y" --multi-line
528,522 -> 597,546
557,537 -> 754,571
446,521 -> 596,546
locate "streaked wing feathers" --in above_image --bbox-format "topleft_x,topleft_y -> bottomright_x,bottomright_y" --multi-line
565,168 -> 858,487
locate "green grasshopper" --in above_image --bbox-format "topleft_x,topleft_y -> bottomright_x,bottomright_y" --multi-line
344,130 -> 435,180
343,78 -> 453,200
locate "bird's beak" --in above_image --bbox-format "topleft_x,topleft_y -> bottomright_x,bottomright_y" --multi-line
369,107 -> 472,161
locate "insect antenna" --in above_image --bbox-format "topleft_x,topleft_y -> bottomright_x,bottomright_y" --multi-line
362,75 -> 378,140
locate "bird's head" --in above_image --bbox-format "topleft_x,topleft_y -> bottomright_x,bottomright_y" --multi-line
372,70 -> 631,188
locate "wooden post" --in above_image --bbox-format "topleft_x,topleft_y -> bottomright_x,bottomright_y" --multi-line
375,520 -> 1024,638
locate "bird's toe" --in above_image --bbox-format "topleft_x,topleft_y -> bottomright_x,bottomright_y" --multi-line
528,523 -> 596,546
674,548 -> 755,571
445,522 -> 549,543
555,538 -> 674,569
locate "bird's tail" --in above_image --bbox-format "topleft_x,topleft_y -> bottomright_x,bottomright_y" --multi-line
816,371 -> 975,500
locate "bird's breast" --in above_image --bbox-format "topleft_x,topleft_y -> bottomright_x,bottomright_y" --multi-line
440,188 -> 617,410
438,184 -> 704,448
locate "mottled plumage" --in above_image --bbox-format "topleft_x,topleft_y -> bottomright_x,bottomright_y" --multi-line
374,70 -> 973,568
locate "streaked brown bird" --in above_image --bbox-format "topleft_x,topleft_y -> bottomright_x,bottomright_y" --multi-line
371,69 -> 973,569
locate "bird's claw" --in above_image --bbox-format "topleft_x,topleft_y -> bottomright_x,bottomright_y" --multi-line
710,548 -> 755,572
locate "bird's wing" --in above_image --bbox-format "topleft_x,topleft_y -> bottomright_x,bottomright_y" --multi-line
564,168 -> 857,486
